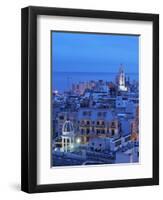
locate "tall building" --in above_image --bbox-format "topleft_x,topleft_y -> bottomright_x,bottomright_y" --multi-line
117,65 -> 128,91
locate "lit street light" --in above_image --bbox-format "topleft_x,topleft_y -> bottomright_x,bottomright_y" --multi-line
76,138 -> 81,144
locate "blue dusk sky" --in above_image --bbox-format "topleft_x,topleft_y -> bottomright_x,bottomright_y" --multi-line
52,31 -> 139,73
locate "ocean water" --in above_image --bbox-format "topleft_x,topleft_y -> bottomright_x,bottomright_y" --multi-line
52,72 -> 138,92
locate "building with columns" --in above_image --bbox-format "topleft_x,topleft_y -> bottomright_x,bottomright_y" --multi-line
61,120 -> 75,152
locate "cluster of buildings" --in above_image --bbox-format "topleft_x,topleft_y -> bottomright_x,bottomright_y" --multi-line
52,66 -> 139,166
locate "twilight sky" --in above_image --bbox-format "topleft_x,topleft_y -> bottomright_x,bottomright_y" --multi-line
52,31 -> 139,73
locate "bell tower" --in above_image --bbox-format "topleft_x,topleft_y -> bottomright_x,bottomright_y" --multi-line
118,65 -> 127,91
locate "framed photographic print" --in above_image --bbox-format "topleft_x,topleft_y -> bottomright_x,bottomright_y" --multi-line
21,6 -> 159,193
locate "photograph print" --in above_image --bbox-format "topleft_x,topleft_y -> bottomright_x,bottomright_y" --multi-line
51,31 -> 139,167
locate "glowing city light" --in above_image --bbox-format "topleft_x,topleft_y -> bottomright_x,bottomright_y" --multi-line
54,90 -> 58,94
54,148 -> 58,151
76,138 -> 81,144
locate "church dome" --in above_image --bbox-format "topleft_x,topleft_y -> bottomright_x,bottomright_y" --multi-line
62,120 -> 74,136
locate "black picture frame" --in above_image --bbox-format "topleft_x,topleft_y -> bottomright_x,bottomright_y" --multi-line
21,6 -> 159,193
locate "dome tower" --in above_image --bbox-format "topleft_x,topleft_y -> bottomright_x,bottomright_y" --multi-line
61,120 -> 75,152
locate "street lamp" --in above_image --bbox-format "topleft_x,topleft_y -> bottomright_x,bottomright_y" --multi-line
76,138 -> 81,144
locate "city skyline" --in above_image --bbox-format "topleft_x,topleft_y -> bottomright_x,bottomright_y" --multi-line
52,32 -> 139,167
